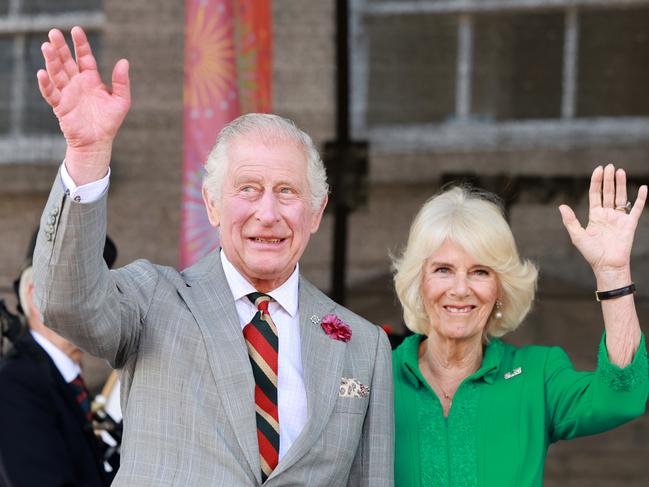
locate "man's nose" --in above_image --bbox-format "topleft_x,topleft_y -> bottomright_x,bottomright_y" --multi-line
256,191 -> 281,223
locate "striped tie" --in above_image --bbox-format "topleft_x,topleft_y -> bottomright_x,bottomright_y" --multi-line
244,293 -> 280,482
69,373 -> 93,423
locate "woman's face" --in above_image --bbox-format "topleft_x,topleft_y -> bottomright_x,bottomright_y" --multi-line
421,239 -> 499,342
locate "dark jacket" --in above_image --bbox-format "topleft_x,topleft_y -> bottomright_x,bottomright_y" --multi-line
0,330 -> 109,487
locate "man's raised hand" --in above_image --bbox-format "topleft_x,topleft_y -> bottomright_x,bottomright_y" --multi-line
37,26 -> 131,185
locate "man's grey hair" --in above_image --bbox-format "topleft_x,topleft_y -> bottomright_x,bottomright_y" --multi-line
202,113 -> 329,211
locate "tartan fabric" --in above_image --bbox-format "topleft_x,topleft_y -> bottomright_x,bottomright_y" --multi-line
244,293 -> 279,482
69,373 -> 92,423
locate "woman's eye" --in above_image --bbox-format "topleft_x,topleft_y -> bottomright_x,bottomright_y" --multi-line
474,268 -> 490,276
434,266 -> 450,274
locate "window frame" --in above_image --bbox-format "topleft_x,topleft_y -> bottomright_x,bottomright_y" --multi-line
0,1 -> 105,166
350,0 -> 649,154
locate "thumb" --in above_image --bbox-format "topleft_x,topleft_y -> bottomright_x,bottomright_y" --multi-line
111,58 -> 131,104
558,204 -> 583,242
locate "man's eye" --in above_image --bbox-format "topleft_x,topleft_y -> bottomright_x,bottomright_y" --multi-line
279,187 -> 292,194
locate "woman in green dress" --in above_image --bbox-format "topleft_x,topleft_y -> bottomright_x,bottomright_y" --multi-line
392,164 -> 648,486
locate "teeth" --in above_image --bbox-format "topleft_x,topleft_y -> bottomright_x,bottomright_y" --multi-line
445,306 -> 473,313
253,237 -> 281,243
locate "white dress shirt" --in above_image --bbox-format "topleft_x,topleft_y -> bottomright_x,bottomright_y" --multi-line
58,163 -> 309,459
60,163 -> 110,203
220,251 -> 308,460
31,330 -> 81,383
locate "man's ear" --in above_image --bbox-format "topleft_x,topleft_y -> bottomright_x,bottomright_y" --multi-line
202,186 -> 220,228
310,194 -> 328,233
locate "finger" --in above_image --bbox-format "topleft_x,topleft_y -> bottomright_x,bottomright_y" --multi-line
111,59 -> 131,103
614,168 -> 628,209
71,26 -> 98,73
47,28 -> 78,80
558,204 -> 584,243
41,42 -> 70,91
588,165 -> 604,210
602,163 -> 615,208
36,69 -> 61,108
629,185 -> 647,221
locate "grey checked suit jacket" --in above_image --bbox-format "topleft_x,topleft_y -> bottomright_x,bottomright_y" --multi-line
33,179 -> 394,486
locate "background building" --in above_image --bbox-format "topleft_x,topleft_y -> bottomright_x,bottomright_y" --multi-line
0,0 -> 647,484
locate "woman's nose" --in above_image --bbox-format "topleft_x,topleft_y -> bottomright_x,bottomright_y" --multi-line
449,273 -> 470,297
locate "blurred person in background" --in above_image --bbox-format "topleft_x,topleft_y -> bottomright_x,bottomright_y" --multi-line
392,165 -> 648,486
0,233 -> 117,487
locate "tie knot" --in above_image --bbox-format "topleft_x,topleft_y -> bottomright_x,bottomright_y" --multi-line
247,292 -> 273,312
70,373 -> 87,390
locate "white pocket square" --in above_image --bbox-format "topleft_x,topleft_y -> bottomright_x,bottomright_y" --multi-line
339,377 -> 370,398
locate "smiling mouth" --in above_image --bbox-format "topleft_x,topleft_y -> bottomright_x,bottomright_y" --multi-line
444,305 -> 476,314
251,237 -> 284,244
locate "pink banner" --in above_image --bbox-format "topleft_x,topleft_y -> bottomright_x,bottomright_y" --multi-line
181,0 -> 272,268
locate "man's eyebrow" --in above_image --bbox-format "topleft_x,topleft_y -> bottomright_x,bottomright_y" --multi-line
232,173 -> 263,184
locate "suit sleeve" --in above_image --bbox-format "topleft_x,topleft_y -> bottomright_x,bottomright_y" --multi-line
347,327 -> 394,487
546,333 -> 649,442
32,176 -> 155,368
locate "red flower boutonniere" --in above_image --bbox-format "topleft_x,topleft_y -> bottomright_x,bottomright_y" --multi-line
320,314 -> 352,343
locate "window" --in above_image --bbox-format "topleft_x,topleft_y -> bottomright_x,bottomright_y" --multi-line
351,0 -> 649,152
0,0 -> 104,165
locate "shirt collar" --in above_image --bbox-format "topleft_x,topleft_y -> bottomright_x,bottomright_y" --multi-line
220,249 -> 299,318
468,338 -> 505,384
30,330 -> 81,383
396,334 -> 426,389
396,333 -> 505,387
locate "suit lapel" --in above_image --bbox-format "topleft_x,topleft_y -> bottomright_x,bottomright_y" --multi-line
17,332 -> 105,473
271,277 -> 347,478
177,254 -> 260,482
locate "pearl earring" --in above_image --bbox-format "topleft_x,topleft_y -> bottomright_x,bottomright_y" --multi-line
494,300 -> 503,320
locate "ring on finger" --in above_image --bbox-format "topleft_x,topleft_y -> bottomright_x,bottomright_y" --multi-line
614,201 -> 632,214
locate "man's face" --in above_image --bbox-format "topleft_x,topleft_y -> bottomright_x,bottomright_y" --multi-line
203,135 -> 326,292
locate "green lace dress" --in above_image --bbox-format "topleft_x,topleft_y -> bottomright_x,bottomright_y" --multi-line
393,333 -> 648,486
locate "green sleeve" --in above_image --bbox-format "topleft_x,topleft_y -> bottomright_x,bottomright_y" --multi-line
546,334 -> 648,442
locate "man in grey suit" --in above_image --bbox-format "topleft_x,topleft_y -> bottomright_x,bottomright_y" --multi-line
32,26 -> 393,486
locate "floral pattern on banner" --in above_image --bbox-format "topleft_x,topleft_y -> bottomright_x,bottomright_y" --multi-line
181,0 -> 272,268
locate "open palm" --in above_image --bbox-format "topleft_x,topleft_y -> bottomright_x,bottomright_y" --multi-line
52,68 -> 129,149
37,27 -> 130,173
559,165 -> 647,273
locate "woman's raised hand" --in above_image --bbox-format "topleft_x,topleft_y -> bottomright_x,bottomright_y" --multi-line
559,164 -> 647,280
37,26 -> 131,184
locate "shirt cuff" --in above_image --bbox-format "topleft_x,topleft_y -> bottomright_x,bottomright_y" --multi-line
597,332 -> 648,392
59,162 -> 110,203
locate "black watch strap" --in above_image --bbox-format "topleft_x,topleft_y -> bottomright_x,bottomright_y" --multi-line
595,283 -> 636,302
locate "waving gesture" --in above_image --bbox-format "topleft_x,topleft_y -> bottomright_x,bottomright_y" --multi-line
559,164 -> 647,276
37,26 -> 131,185
559,164 -> 646,366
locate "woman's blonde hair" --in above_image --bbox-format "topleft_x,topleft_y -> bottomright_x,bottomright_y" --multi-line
392,185 -> 538,338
